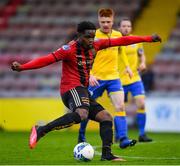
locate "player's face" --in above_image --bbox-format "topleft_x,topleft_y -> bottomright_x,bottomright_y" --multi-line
119,20 -> 132,36
98,16 -> 113,34
80,30 -> 96,49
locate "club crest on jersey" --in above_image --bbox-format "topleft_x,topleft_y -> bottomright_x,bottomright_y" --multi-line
62,45 -> 70,50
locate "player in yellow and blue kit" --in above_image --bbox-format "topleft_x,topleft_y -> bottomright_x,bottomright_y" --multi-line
118,18 -> 152,142
78,8 -> 137,148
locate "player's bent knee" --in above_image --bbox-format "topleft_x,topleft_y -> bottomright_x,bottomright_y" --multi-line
137,102 -> 145,110
139,105 -> 145,110
75,108 -> 89,120
95,110 -> 113,122
136,98 -> 145,109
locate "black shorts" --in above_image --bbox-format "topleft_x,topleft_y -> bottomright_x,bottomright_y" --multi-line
61,86 -> 104,120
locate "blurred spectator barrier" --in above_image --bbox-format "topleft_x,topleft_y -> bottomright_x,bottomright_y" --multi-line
0,98 -> 100,131
146,97 -> 180,132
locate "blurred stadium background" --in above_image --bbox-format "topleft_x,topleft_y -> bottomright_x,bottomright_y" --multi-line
0,0 -> 180,133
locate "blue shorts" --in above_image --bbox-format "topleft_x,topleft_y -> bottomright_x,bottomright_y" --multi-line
123,81 -> 145,102
88,79 -> 123,99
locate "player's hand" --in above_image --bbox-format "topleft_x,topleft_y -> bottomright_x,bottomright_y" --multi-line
125,66 -> 134,79
89,75 -> 100,86
11,61 -> 22,72
152,34 -> 162,42
138,62 -> 146,72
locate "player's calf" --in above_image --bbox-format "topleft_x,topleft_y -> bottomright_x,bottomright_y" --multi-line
29,112 -> 82,149
99,121 -> 125,161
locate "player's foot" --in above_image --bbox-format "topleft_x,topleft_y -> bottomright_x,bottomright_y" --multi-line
29,125 -> 44,149
29,126 -> 38,149
78,132 -> 86,143
101,153 -> 125,161
119,137 -> 137,149
139,134 -> 153,142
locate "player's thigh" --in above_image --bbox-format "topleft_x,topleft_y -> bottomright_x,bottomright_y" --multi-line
130,81 -> 145,108
106,79 -> 124,110
130,81 -> 145,97
109,92 -> 125,111
88,80 -> 106,99
106,79 -> 123,95
61,86 -> 90,112
122,85 -> 129,102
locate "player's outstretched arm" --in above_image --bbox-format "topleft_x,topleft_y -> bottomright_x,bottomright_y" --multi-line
110,34 -> 162,47
11,53 -> 57,72
96,34 -> 161,51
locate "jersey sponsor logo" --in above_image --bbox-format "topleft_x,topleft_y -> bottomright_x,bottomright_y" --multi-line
78,60 -> 92,66
86,60 -> 91,65
76,55 -> 82,58
62,45 -> 70,50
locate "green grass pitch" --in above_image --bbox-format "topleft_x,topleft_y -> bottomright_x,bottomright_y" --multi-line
0,129 -> 180,165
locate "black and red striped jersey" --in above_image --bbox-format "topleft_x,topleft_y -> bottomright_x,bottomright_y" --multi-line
53,40 -> 97,94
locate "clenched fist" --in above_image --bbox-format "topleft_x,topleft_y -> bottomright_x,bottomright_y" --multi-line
152,34 -> 162,42
11,61 -> 22,72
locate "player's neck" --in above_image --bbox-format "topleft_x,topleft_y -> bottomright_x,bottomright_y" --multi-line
77,39 -> 92,50
100,29 -> 112,36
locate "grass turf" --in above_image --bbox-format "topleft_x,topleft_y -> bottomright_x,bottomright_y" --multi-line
0,130 -> 180,165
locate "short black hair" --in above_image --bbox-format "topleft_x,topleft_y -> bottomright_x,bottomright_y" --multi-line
77,21 -> 96,33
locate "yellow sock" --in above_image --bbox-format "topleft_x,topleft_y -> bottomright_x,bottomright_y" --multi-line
137,109 -> 145,114
114,111 -> 126,117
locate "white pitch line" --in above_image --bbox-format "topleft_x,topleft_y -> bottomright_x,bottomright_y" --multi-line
114,156 -> 180,160
93,146 -> 180,160
94,150 -> 102,155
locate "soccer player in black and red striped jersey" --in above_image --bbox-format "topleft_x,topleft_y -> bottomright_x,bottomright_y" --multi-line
11,21 -> 161,161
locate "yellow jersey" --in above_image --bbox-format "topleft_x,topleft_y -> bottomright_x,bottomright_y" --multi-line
119,38 -> 144,85
91,29 -> 129,80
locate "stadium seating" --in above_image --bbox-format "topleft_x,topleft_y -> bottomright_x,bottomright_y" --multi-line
0,0 -> 148,97
151,13 -> 180,93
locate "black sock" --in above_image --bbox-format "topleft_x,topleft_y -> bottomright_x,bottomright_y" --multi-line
41,112 -> 81,134
102,146 -> 111,157
100,121 -> 113,155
